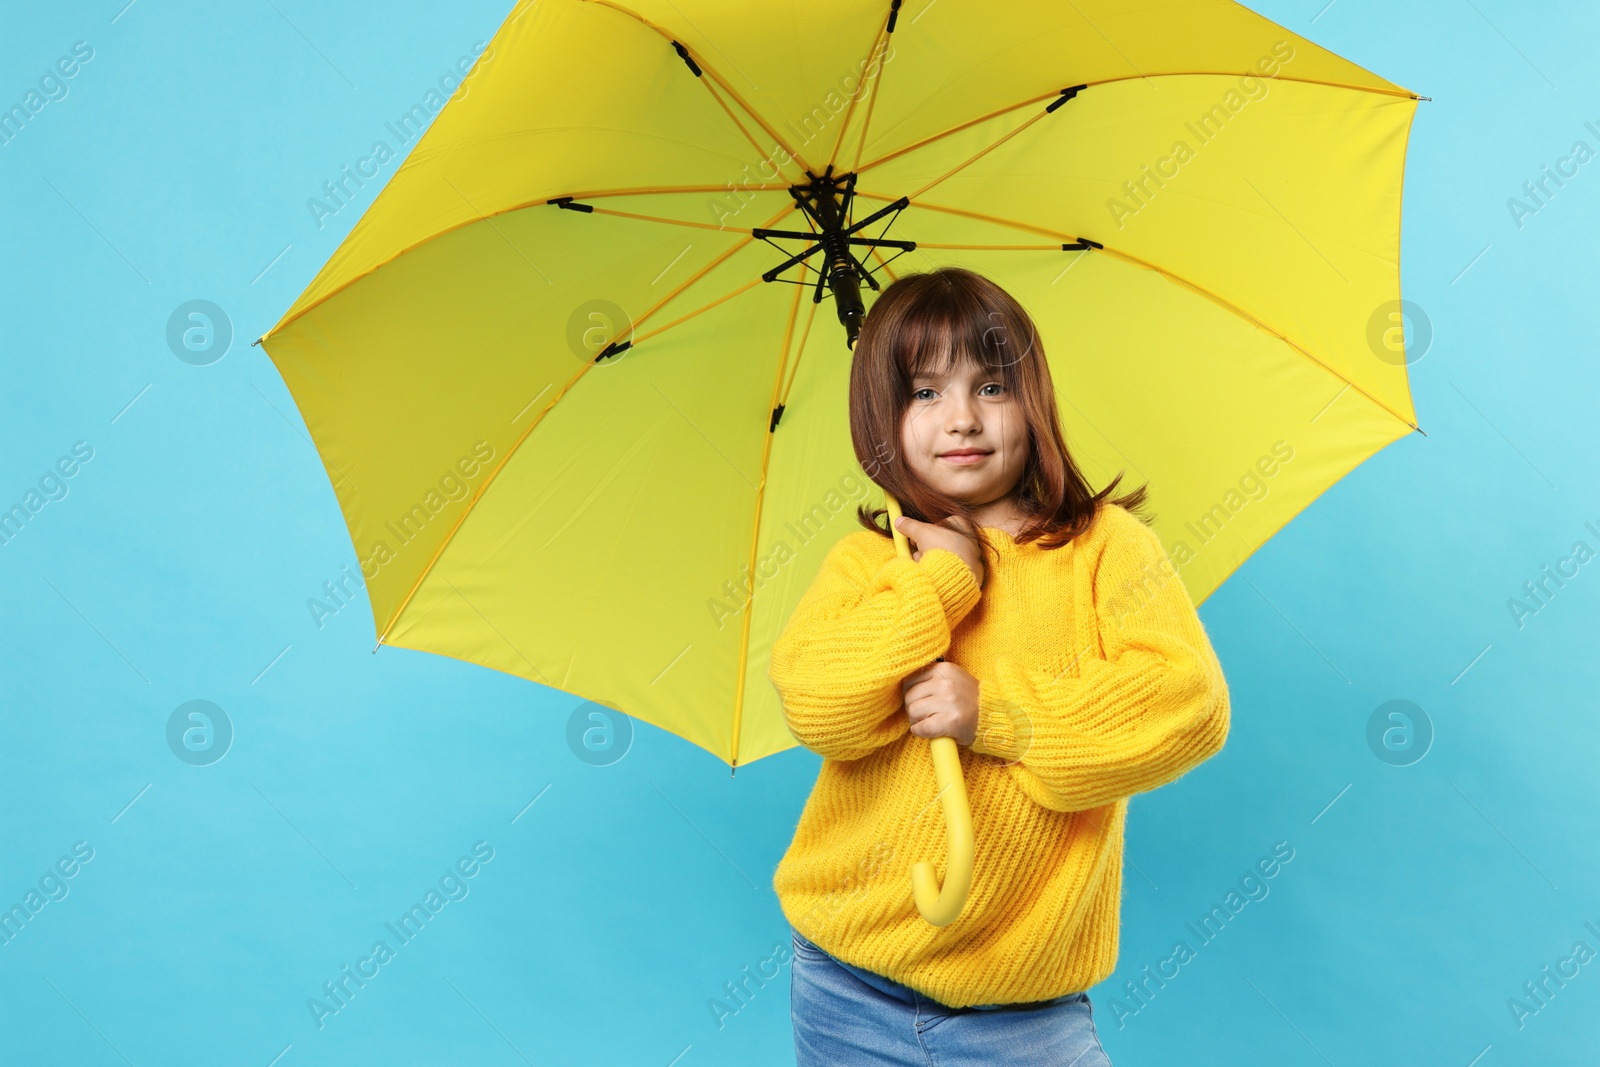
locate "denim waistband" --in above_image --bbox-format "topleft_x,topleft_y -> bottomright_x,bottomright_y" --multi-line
791,925 -> 1085,1013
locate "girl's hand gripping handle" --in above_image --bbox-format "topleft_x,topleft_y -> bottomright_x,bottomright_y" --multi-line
885,492 -> 976,927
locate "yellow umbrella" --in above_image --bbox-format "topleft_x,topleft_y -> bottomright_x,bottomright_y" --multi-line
259,0 -> 1423,924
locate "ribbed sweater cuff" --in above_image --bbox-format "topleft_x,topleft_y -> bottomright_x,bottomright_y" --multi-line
973,679 -> 1029,762
917,547 -> 983,628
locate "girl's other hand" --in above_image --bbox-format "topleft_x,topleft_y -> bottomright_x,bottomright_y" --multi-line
894,514 -> 985,589
902,661 -> 980,746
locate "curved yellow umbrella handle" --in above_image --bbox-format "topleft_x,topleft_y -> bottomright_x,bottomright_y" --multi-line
884,490 -> 975,927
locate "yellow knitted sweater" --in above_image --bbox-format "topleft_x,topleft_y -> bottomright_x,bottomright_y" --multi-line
769,502 -> 1230,1008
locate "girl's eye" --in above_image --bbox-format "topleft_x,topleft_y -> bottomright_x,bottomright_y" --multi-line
912,384 -> 1002,400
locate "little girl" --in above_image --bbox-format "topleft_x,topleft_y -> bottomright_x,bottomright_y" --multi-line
768,267 -> 1231,1065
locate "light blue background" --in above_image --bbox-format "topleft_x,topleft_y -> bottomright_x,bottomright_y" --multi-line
2,1 -> 1597,1064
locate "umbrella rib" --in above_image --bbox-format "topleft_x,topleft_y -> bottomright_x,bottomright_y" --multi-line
545,184 -> 790,200
855,191 -> 1068,241
268,68 -> 1413,341
729,264 -> 811,769
916,242 -> 1062,250
698,68 -> 795,172
865,243 -> 903,286
905,107 -> 1054,202
586,205 -> 773,232
631,275 -> 768,349
375,202 -> 800,646
619,202 -> 798,339
1091,242 -> 1419,432
264,184 -> 787,342
780,277 -> 821,410
856,72 -> 1422,176
830,11 -> 896,174
584,0 -> 817,175
854,193 -> 1419,433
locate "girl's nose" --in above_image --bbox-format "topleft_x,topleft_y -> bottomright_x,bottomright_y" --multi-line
946,400 -> 980,433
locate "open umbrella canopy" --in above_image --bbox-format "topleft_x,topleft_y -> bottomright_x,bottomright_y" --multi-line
260,0 -> 1422,769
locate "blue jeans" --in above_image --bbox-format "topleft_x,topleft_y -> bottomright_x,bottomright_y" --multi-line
789,926 -> 1113,1066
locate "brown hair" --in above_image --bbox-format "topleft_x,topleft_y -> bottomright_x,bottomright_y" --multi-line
848,266 -> 1150,562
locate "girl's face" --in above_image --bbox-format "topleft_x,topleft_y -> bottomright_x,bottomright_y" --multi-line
900,352 -> 1031,527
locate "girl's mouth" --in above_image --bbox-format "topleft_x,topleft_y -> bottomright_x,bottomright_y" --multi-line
939,450 -> 991,465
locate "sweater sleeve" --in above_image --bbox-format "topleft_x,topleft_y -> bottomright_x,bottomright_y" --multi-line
769,533 -> 984,762
967,509 -> 1229,811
